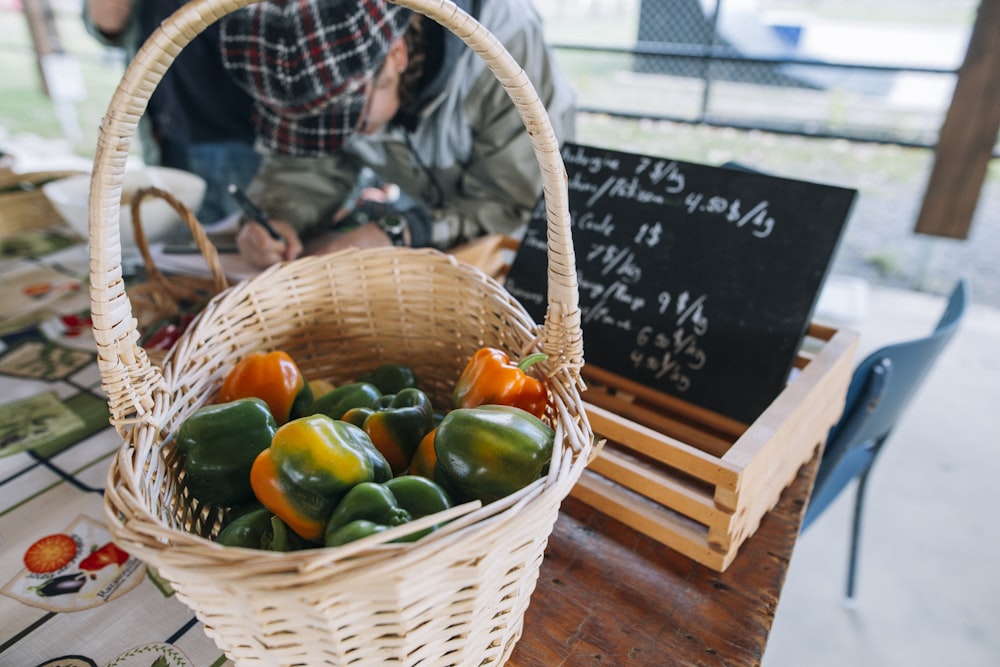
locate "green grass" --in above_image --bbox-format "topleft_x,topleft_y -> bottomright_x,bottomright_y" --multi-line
1,9 -> 125,158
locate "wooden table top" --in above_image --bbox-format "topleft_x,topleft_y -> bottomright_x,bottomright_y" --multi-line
509,449 -> 820,667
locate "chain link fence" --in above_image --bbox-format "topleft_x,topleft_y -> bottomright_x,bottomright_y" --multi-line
0,0 -> 984,155
535,0 -> 981,150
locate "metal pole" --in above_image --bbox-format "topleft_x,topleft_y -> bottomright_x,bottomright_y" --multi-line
700,0 -> 723,120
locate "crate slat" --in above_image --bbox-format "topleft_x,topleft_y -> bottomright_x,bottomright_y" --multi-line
572,325 -> 858,571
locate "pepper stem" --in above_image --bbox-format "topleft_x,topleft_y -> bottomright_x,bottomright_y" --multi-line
517,353 -> 548,373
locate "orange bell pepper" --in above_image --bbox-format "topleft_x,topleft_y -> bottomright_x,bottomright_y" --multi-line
407,428 -> 438,479
218,350 -> 313,425
452,347 -> 548,418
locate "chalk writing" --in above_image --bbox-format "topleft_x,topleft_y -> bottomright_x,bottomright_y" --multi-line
503,142 -> 856,423
586,243 -> 643,282
577,211 -> 616,237
563,143 -> 621,174
629,290 -> 710,391
635,157 -> 685,191
683,192 -> 775,238
634,221 -> 663,248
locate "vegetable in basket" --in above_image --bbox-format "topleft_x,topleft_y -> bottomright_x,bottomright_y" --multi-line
324,476 -> 453,547
342,387 -> 436,475
218,350 -> 313,425
358,363 -> 420,394
307,381 -> 383,420
308,378 -> 336,398
175,398 -> 278,506
433,405 -> 555,505
215,508 -> 314,551
453,347 -> 549,418
407,429 -> 437,480
250,414 -> 392,542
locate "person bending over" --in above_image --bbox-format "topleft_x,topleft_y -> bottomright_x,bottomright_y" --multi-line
219,0 -> 576,268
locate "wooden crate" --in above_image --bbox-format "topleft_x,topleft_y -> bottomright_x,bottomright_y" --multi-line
571,323 -> 858,571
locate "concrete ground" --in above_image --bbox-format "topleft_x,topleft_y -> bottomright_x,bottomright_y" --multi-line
763,281 -> 1000,667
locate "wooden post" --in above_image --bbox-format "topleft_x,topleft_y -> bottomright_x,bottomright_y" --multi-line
21,0 -> 64,98
914,1 -> 1000,239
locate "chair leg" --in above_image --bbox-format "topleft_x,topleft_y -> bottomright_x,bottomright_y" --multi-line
846,469 -> 871,600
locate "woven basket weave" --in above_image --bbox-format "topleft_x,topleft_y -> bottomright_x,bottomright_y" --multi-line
126,186 -> 230,365
129,186 -> 229,316
92,1 -> 591,665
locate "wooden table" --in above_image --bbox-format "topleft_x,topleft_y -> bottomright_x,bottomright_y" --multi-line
0,233 -> 819,666
509,449 -> 819,667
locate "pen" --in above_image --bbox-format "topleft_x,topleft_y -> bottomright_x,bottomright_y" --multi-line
228,183 -> 284,242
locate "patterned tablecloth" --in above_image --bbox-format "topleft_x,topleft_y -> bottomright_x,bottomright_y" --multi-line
0,231 -> 229,667
0,223 -> 823,667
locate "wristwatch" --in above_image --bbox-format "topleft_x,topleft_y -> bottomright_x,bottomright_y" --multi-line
377,214 -> 409,247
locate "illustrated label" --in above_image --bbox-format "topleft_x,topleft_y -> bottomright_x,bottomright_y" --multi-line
2,514 -> 146,612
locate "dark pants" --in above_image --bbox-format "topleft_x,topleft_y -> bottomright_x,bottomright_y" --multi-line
161,140 -> 262,225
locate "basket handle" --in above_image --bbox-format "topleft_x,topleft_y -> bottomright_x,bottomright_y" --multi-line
88,0 -> 581,423
129,186 -> 230,295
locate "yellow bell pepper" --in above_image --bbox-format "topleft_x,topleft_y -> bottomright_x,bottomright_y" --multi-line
250,414 -> 391,542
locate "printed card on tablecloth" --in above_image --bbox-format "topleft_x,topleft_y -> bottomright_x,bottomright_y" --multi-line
0,464 -> 226,666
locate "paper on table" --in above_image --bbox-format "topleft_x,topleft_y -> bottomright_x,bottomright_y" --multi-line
148,213 -> 259,282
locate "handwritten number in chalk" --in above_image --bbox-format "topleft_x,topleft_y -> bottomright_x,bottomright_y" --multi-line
684,192 -> 703,214
634,222 -> 663,248
657,291 -> 672,315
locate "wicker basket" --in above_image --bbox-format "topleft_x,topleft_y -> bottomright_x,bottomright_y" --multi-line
126,186 -> 229,364
92,1 -> 592,665
129,187 -> 229,329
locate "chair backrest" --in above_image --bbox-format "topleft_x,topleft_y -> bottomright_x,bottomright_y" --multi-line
802,279 -> 969,530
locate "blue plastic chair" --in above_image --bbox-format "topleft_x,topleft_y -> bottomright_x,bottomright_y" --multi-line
801,279 -> 969,598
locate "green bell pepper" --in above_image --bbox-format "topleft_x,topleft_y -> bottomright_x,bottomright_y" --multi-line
250,414 -> 392,542
215,508 -> 314,551
324,476 -> 453,546
307,382 -> 383,420
358,364 -> 420,394
326,519 -> 390,545
434,405 -> 555,504
175,397 -> 278,506
342,387 -> 435,475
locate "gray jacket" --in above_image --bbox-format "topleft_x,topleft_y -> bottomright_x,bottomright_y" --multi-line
246,0 -> 577,248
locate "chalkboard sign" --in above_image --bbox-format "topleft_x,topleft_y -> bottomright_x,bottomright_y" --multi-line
505,143 -> 857,424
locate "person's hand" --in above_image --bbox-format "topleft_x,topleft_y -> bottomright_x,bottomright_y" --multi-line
358,183 -> 400,205
236,219 -> 303,269
87,0 -> 133,38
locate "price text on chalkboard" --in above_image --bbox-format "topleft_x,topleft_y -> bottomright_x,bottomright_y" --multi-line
505,143 -> 857,424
